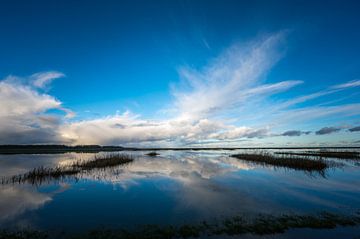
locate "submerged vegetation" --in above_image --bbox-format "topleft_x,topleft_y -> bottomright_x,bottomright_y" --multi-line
1,212 -> 359,239
231,152 -> 327,172
1,154 -> 134,185
275,151 -> 360,160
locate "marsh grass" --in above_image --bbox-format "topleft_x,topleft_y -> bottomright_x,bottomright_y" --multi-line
1,154 -> 134,185
275,150 -> 360,160
1,212 -> 359,239
1,166 -> 80,185
72,153 -> 134,169
231,152 -> 327,172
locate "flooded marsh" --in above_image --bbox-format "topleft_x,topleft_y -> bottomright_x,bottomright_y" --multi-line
0,149 -> 360,238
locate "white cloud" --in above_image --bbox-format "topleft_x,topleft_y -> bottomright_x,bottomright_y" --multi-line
0,80 -> 61,116
272,103 -> 360,125
60,113 -> 226,145
172,32 -> 298,119
331,79 -> 360,89
31,71 -> 65,89
209,126 -> 269,140
0,74 -> 72,144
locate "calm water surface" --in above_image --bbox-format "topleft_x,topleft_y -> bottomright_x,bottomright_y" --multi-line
0,149 -> 360,238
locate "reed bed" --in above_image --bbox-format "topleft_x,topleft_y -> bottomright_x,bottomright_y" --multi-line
275,151 -> 360,160
72,153 -> 134,169
231,152 -> 327,172
1,154 -> 134,185
1,166 -> 80,185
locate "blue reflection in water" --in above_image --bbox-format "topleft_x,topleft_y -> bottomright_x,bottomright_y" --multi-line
0,149 -> 359,234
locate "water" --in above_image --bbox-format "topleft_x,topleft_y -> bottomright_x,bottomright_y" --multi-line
0,149 -> 360,238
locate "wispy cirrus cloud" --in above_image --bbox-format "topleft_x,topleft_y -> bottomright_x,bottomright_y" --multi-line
331,79 -> 360,89
31,71 -> 65,89
270,103 -> 360,126
172,32 -> 301,119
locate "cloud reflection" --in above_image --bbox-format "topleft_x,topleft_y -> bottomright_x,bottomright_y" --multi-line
0,185 -> 51,223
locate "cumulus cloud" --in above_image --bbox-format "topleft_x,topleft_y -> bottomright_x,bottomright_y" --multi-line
210,127 -> 269,140
315,127 -> 341,135
0,73 -> 72,144
61,112 -> 237,145
281,130 -> 311,137
349,126 -> 360,132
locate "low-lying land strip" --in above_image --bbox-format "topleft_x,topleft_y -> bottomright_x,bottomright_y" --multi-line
1,212 -> 359,239
1,145 -> 359,154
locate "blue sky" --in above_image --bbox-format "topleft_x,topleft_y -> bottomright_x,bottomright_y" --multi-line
0,0 -> 359,146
